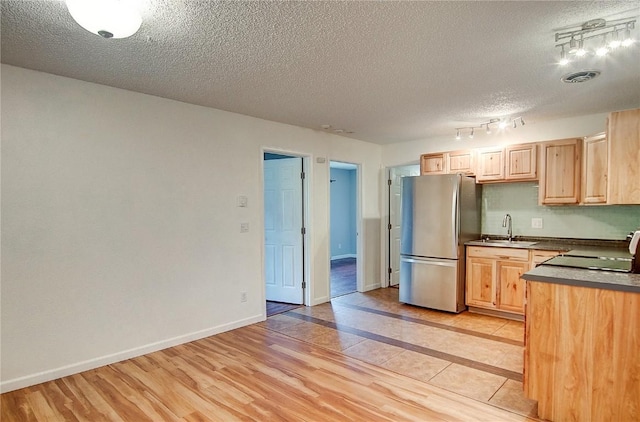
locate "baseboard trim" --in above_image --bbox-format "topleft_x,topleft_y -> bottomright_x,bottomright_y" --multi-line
0,314 -> 264,393
330,254 -> 357,261
362,282 -> 381,292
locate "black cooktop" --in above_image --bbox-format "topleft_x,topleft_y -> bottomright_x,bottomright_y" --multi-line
542,255 -> 632,272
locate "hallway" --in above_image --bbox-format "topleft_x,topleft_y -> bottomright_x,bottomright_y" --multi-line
330,257 -> 356,298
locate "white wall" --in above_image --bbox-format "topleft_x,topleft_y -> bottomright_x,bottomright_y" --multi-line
0,64 -> 382,392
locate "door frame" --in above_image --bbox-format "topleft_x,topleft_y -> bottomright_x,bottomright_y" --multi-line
261,148 -> 311,311
328,160 -> 363,294
383,163 -> 420,288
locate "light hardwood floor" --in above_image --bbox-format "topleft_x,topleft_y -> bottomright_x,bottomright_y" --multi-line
2,289 -> 537,421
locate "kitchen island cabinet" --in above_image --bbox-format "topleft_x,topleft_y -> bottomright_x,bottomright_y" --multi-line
524,280 -> 640,422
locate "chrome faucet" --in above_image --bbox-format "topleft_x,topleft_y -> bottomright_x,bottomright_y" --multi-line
502,214 -> 513,241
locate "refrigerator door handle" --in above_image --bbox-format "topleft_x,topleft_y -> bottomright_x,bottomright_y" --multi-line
402,257 -> 457,267
451,182 -> 459,257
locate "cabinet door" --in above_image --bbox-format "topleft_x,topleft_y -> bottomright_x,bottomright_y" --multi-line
497,260 -> 528,314
476,148 -> 504,182
447,150 -> 475,175
608,109 -> 640,204
582,133 -> 607,204
420,153 -> 446,174
466,256 -> 496,308
505,144 -> 537,180
539,139 -> 582,204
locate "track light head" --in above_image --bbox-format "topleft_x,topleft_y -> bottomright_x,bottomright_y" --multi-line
622,25 -> 634,46
609,30 -> 622,48
469,128 -> 474,139
455,130 -> 461,140
559,45 -> 570,65
568,37 -> 578,53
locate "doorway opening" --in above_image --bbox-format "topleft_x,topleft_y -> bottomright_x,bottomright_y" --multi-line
329,161 -> 359,298
387,164 -> 420,287
263,152 -> 307,316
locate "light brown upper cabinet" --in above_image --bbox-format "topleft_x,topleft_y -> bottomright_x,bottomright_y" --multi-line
476,148 -> 505,182
447,150 -> 475,175
476,144 -> 537,183
505,144 -> 537,180
608,108 -> 640,204
539,138 -> 582,205
421,150 -> 475,175
582,132 -> 607,204
420,153 -> 446,175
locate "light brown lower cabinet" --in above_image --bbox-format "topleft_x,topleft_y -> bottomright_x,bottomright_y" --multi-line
524,281 -> 640,422
465,246 -> 528,315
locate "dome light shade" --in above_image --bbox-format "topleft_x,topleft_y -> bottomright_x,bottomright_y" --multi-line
66,0 -> 142,39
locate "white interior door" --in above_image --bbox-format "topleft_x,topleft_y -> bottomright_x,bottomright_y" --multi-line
389,165 -> 420,286
264,157 -> 304,304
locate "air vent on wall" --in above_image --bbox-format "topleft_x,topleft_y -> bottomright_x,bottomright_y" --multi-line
561,70 -> 601,83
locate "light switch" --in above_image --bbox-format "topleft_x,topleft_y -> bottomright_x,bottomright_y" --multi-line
531,218 -> 543,229
240,223 -> 249,233
237,195 -> 248,207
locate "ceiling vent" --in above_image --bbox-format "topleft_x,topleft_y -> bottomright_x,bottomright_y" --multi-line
561,70 -> 601,83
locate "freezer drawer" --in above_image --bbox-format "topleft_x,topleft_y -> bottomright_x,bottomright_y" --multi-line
399,256 -> 466,313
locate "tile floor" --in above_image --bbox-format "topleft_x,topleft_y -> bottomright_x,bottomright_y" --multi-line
257,287 -> 539,419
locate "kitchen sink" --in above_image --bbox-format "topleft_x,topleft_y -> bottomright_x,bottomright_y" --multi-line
469,239 -> 538,248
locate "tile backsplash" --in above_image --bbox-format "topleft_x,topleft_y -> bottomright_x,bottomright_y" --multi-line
481,182 -> 640,240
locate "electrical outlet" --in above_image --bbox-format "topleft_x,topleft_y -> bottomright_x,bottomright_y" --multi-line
531,218 -> 543,229
240,292 -> 247,302
237,195 -> 248,207
240,223 -> 249,233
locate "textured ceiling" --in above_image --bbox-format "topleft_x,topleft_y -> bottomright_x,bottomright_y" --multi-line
2,0 -> 639,144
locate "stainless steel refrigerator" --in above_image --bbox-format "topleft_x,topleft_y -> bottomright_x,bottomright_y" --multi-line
399,174 -> 480,312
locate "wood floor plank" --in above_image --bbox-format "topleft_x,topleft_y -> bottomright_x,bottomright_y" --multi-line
1,299 -> 538,422
1,389 -> 38,422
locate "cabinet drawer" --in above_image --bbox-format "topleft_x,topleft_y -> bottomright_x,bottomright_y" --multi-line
467,246 -> 529,261
530,250 -> 564,266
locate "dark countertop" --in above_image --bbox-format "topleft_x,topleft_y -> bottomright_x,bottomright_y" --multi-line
523,265 -> 640,294
465,236 -> 630,254
466,236 -> 638,293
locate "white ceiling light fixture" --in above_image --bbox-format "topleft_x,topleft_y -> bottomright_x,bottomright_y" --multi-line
66,0 -> 142,39
454,117 -> 524,140
555,16 -> 636,65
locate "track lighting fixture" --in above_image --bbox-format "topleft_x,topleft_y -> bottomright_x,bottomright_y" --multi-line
555,17 -> 636,65
454,117 -> 525,140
